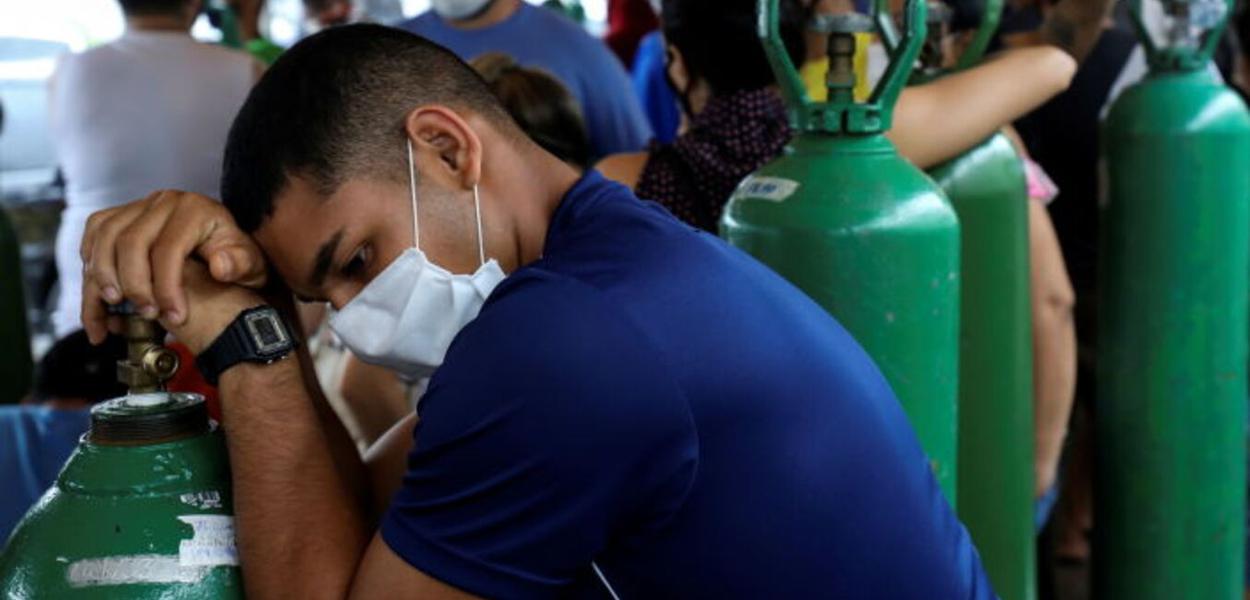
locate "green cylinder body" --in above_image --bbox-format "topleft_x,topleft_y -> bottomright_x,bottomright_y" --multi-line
1095,69 -> 1250,599
722,133 -> 962,502
929,133 -> 1035,600
0,394 -> 242,598
0,206 -> 32,404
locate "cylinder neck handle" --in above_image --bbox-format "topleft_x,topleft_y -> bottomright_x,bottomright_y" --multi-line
761,0 -> 928,134
1130,0 -> 1229,72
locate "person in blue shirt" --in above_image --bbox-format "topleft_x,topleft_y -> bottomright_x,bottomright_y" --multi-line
631,29 -> 680,144
78,25 -> 993,598
0,330 -> 126,542
398,0 -> 653,159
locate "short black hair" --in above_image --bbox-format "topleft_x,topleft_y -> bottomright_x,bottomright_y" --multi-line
662,0 -> 806,97
117,0 -> 189,16
33,331 -> 127,404
221,24 -> 512,233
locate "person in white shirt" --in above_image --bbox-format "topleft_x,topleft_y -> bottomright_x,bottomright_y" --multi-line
48,0 -> 260,336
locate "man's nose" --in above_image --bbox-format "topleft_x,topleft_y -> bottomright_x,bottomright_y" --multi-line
326,284 -> 362,312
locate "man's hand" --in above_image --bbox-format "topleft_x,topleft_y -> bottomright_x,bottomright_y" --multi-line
165,260 -> 265,354
79,190 -> 267,344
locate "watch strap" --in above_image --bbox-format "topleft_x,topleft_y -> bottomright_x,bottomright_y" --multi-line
195,306 -> 294,386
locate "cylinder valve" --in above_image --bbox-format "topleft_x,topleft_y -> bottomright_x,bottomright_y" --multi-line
110,302 -> 180,394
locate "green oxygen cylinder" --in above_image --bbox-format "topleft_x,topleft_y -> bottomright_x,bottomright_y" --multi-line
206,0 -> 243,50
542,0 -> 586,23
1096,0 -> 1250,596
0,315 -> 242,598
919,2 -> 1036,597
0,206 -> 32,404
724,0 -> 962,502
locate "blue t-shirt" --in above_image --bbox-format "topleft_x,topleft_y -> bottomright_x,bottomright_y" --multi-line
398,5 -> 653,158
0,406 -> 91,542
381,171 -> 994,598
631,30 -> 680,145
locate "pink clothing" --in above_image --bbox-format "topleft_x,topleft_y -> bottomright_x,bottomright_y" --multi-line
1024,158 -> 1060,205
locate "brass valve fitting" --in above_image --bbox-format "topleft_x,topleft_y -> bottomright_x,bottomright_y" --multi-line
111,305 -> 180,394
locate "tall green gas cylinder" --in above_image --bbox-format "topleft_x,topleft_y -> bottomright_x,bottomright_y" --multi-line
0,206 -> 33,404
920,2 -> 1036,597
724,0 -> 962,501
0,393 -> 242,598
1096,0 -> 1249,596
0,315 -> 241,598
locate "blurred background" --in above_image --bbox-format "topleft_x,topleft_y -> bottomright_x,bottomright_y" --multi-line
0,0 -> 609,358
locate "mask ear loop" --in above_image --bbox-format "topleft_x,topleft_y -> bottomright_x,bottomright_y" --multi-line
407,140 -> 420,250
473,183 -> 486,267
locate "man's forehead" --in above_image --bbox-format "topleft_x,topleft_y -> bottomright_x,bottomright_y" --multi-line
254,177 -> 332,279
254,173 -> 400,295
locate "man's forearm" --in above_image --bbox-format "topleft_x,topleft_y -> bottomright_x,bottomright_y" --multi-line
1041,0 -> 1115,64
219,356 -> 372,599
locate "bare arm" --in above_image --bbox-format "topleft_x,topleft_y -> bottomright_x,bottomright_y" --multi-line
278,293 -> 375,519
203,285 -> 454,598
173,263 -> 374,598
220,359 -> 372,597
1027,201 -> 1077,497
363,413 -> 418,529
889,46 -> 1077,168
340,355 -> 412,448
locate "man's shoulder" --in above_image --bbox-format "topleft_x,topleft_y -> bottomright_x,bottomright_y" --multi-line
191,41 -> 259,66
440,269 -> 672,387
66,37 -> 256,73
426,270 -> 690,441
396,11 -> 441,35
53,42 -> 122,78
511,5 -> 621,68
464,269 -> 634,354
515,4 -> 594,38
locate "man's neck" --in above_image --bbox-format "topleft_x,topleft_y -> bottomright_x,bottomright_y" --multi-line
126,14 -> 192,33
484,140 -> 581,273
445,0 -> 521,30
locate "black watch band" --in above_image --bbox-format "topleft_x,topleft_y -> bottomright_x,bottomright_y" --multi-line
196,305 -> 296,385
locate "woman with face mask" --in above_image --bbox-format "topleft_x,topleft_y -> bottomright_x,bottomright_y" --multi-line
597,0 -> 1078,232
599,0 -> 807,232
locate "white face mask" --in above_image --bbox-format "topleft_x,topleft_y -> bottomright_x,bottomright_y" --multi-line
329,141 -> 506,381
430,0 -> 495,20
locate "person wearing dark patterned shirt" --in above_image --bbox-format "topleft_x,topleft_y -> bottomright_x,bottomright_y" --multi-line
597,0 -> 1079,233
597,0 -> 803,233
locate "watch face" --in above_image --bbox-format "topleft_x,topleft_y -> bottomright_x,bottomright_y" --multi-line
244,310 -> 291,357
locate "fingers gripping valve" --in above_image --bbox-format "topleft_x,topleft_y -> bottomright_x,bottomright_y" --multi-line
110,302 -> 181,394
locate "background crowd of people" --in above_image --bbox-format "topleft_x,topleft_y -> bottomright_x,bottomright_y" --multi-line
4,0 -> 1250,595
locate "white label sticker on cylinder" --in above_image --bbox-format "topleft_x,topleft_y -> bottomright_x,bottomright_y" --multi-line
735,177 -> 801,203
67,555 -> 209,587
177,515 -> 239,567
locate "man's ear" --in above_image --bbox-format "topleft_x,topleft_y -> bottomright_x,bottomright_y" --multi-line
403,106 -> 483,190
